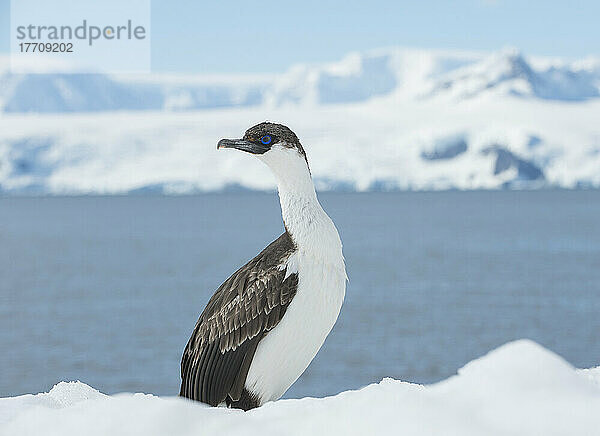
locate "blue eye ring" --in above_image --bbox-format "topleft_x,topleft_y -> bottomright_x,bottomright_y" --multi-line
260,135 -> 272,145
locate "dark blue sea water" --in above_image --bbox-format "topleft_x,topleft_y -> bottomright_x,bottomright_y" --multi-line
1,191 -> 599,399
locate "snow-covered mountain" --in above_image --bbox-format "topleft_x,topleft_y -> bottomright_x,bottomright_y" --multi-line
425,49 -> 600,101
0,48 -> 599,193
0,71 -> 270,113
2,48 -> 599,113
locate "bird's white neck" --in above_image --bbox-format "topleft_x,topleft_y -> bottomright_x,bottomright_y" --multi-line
258,147 -> 344,264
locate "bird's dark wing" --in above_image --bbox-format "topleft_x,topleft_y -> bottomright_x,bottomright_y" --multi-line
180,231 -> 298,406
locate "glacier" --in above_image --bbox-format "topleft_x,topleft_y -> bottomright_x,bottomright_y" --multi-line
1,340 -> 599,436
0,47 -> 599,193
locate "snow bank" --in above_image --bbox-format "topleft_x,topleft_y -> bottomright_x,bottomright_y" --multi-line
1,340 -> 599,436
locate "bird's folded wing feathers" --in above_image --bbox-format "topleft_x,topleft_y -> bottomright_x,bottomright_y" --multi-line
180,232 -> 297,405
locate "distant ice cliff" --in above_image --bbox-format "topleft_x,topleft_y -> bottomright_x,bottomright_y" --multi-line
0,48 -> 599,193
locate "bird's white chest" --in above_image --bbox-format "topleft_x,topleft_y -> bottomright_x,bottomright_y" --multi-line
244,251 -> 346,403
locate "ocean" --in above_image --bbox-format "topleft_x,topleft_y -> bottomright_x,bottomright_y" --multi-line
1,191 -> 599,399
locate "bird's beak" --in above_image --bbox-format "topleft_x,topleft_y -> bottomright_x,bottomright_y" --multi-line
217,138 -> 269,154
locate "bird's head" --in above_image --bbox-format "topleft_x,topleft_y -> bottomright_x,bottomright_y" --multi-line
217,122 -> 310,182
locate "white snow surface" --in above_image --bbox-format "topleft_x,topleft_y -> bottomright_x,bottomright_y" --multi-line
1,340 -> 599,436
1,47 -> 600,193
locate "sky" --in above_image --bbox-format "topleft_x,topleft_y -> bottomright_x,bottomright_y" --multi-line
0,0 -> 598,73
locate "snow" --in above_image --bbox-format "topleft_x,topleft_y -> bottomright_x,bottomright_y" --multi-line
425,48 -> 600,101
2,95 -> 600,193
1,340 -> 598,435
2,47 -> 598,113
1,47 -> 600,193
